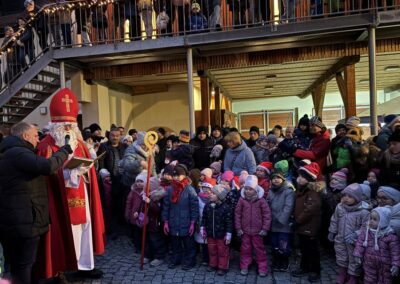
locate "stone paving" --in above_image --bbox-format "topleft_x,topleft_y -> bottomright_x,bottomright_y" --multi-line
79,235 -> 339,284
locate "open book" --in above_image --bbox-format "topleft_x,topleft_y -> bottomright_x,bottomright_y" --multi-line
65,151 -> 106,169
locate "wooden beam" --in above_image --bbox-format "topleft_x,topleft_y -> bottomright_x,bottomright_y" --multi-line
200,76 -> 210,128
299,55 -> 360,98
132,84 -> 169,95
336,65 -> 357,119
344,64 -> 356,119
312,83 -> 327,118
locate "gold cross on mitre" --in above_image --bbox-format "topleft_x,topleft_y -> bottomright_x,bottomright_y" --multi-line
61,94 -> 73,112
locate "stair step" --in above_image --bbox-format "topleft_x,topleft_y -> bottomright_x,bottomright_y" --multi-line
39,70 -> 59,78
48,61 -> 61,68
21,88 -> 52,96
0,113 -> 26,117
3,104 -> 35,110
30,79 -> 59,87
11,97 -> 44,102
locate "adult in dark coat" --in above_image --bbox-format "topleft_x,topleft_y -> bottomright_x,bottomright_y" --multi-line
246,125 -> 260,148
190,126 -> 214,170
0,122 -> 71,284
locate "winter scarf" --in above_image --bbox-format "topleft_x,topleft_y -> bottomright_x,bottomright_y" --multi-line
171,178 -> 190,203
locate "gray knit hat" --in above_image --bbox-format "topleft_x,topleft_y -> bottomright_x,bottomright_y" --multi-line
211,184 -> 229,201
309,116 -> 325,129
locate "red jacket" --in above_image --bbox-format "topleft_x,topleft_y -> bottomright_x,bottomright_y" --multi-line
294,129 -> 331,174
258,178 -> 270,198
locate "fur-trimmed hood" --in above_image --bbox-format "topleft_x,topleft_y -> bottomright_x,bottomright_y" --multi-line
240,185 -> 265,200
306,180 -> 326,193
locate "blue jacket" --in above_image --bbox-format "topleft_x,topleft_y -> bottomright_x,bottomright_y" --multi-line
224,141 -> 256,175
162,184 -> 199,236
190,13 -> 208,32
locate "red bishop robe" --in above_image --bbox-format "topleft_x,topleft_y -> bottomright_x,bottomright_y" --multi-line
33,135 -> 105,280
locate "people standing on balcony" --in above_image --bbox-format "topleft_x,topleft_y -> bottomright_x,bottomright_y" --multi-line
208,0 -> 221,30
138,0 -> 154,39
71,0 -> 92,46
16,18 -> 34,69
173,0 -> 190,34
57,0 -> 73,46
92,4 -> 108,43
24,0 -> 47,51
125,0 -> 142,40
1,26 -> 20,84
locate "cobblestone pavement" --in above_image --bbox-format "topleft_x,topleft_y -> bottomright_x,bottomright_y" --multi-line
80,235 -> 339,284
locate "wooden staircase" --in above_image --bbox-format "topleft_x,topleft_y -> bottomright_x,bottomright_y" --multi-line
0,52 -> 76,126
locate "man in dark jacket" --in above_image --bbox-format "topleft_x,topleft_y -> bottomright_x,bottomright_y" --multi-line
246,126 -> 260,148
190,126 -> 214,170
0,122 -> 71,284
97,127 -> 126,234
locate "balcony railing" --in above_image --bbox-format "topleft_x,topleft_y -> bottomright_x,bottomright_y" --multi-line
1,0 -> 399,92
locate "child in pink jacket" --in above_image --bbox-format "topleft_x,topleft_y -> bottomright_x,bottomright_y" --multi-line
125,171 -> 147,252
354,207 -> 400,284
235,175 -> 271,277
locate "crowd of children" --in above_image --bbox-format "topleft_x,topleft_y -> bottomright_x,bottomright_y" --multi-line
110,114 -> 400,283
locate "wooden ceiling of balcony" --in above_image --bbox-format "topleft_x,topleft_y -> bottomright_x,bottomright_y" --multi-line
106,51 -> 400,99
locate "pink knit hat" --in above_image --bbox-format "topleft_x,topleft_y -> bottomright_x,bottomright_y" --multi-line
210,161 -> 222,174
221,171 -> 234,182
330,168 -> 348,191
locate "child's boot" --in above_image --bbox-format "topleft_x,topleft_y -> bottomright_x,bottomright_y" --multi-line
346,275 -> 357,284
272,251 -> 281,271
336,267 -> 347,284
279,255 -> 290,272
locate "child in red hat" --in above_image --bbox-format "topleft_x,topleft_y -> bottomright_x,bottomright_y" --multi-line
255,162 -> 273,198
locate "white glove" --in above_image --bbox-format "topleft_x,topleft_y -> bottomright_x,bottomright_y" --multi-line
77,163 -> 93,176
225,232 -> 232,245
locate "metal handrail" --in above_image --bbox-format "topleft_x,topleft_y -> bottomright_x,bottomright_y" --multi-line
1,0 -> 399,93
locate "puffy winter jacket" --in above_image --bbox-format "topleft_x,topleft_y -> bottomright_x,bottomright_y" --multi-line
354,227 -> 400,284
294,181 -> 324,237
294,129 -> 331,174
267,182 -> 295,233
119,142 -> 156,187
162,184 -> 199,236
201,202 -> 233,239
328,202 -> 370,242
224,141 -> 256,175
235,187 -> 271,235
125,187 -> 144,225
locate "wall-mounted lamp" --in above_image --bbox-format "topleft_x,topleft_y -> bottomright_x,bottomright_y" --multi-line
211,86 -> 216,96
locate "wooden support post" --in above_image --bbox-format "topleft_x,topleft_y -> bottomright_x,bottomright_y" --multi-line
214,87 -> 221,126
200,76 -> 210,128
311,82 -> 326,118
344,65 -> 356,118
336,64 -> 356,119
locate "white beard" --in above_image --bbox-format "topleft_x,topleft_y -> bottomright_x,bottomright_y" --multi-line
48,122 -> 82,151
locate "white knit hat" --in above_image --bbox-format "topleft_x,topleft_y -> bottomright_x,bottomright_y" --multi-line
244,175 -> 258,189
136,171 -> 148,183
201,168 -> 213,179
